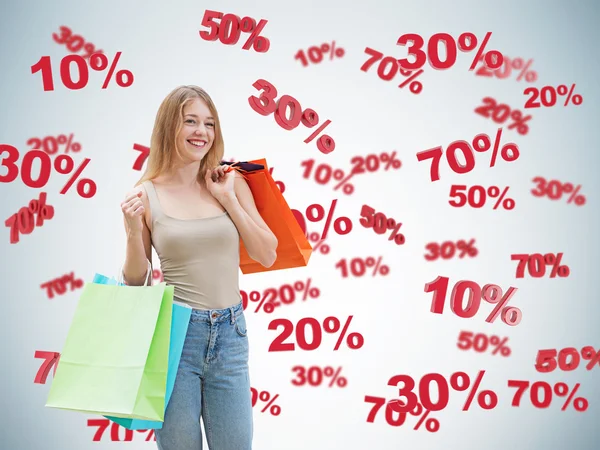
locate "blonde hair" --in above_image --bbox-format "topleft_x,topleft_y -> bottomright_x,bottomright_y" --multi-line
136,85 -> 224,186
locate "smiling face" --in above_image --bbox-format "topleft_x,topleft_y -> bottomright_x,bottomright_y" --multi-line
175,98 -> 216,163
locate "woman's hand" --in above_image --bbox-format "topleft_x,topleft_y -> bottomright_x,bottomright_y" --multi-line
121,190 -> 145,235
205,164 -> 237,203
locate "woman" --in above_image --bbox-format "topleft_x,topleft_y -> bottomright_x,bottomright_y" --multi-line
120,85 -> 278,450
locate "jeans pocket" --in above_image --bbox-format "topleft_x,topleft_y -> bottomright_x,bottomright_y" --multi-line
234,311 -> 248,337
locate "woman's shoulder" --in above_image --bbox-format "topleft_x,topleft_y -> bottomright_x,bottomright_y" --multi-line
126,181 -> 151,202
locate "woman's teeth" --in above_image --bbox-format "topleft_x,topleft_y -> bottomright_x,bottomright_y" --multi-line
188,140 -> 206,148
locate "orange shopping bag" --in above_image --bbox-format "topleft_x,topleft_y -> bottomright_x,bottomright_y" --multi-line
222,159 -> 313,274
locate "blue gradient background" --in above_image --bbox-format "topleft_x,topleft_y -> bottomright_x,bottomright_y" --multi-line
1,0 -> 599,448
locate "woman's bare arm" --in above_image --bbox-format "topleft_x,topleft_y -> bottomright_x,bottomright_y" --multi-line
220,173 -> 278,267
122,187 -> 153,285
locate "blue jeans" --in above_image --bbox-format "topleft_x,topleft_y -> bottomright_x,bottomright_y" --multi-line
156,301 -> 253,450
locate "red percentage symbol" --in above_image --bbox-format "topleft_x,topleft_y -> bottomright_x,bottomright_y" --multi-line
307,232 -> 330,254
557,83 -> 583,106
448,185 -> 515,210
426,277 -> 521,325
508,380 -> 588,411
482,283 -> 522,325
544,253 -> 570,278
417,128 -> 519,181
295,41 -> 345,66
335,257 -> 390,278
323,315 -> 365,351
424,240 -> 478,260
379,151 -> 402,170
511,57 -> 537,82
366,256 -> 390,276
396,32 -> 503,71
268,316 -> 363,352
240,289 -> 272,313
398,68 -> 423,94
295,278 -> 320,301
554,382 -> 588,411
89,52 -> 134,89
451,370 -> 498,411
525,84 -> 583,109
581,346 -> 600,370
367,256 -> 389,276
490,336 -> 511,356
458,332 -> 511,356
474,128 -> 520,167
359,206 -> 404,244
511,252 -> 570,278
362,47 -> 424,92
262,280 -> 320,313
387,400 -> 441,432
531,178 -> 586,205
248,80 -> 335,154
302,114 -> 335,154
132,143 -> 150,171
332,169 -> 356,194
55,154 -> 97,197
323,366 -> 347,387
305,199 -> 353,240
29,191 -> 53,227
323,41 -> 344,60
350,151 -> 402,175
409,402 -> 439,432
239,16 -> 270,52
29,134 -> 82,155
250,388 -> 281,415
41,271 -> 84,298
57,134 -> 81,153
5,192 -> 55,244
457,239 -> 478,257
302,366 -> 348,388
385,218 -> 405,245
301,159 -> 355,194
489,57 -> 537,82
199,12 -> 270,53
33,350 -> 60,384
487,186 -> 515,210
458,32 -> 503,71
507,110 -> 532,135
473,98 -> 532,135
563,183 -> 586,205
64,271 -> 84,290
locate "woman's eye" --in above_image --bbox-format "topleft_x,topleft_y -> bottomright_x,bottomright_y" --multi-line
185,119 -> 195,124
206,123 -> 215,128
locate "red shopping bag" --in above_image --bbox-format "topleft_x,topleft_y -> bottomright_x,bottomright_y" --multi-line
222,159 -> 312,274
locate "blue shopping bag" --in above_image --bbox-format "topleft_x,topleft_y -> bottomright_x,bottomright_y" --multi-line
92,273 -> 191,429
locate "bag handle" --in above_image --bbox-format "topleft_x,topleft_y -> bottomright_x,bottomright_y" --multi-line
221,160 -> 265,182
223,163 -> 250,181
118,259 -> 152,286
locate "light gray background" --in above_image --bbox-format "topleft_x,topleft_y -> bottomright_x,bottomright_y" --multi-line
1,0 -> 599,449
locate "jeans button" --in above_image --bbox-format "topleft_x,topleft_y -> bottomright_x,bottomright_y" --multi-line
212,312 -> 218,319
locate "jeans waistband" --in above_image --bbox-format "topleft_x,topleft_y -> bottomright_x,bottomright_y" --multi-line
187,300 -> 244,324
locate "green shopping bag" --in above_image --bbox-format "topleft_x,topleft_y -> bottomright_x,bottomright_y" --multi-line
45,279 -> 173,422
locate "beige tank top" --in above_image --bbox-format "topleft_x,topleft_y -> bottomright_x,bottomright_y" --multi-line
142,180 -> 242,310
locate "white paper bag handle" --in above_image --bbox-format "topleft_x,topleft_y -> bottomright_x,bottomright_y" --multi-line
118,259 -> 152,286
